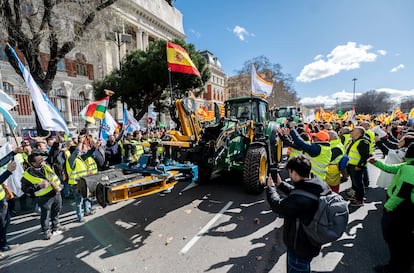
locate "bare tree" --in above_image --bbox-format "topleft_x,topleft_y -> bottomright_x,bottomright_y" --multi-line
356,90 -> 392,114
400,98 -> 414,113
0,0 -> 118,93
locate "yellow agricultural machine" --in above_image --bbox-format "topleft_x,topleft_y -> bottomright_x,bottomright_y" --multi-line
78,142 -> 198,207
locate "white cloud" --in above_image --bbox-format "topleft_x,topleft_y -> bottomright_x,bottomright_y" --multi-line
296,42 -> 378,83
299,88 -> 414,107
390,64 -> 405,73
232,25 -> 253,41
189,28 -> 201,39
377,49 -> 387,56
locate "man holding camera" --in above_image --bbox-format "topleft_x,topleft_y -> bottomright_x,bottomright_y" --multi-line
21,152 -> 66,240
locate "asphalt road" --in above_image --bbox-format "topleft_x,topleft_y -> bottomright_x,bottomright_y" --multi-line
0,150 -> 401,273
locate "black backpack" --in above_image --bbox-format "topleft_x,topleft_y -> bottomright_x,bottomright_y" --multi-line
291,188 -> 349,245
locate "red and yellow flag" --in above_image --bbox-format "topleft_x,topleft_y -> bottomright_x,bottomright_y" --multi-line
166,42 -> 201,77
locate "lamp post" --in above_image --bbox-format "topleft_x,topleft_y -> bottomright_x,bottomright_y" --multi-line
106,26 -> 132,69
352,78 -> 357,109
106,26 -> 132,112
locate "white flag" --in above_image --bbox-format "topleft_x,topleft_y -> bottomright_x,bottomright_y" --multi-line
0,143 -> 24,197
8,45 -> 71,135
251,64 -> 273,98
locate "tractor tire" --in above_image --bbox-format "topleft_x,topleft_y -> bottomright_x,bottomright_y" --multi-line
243,146 -> 268,194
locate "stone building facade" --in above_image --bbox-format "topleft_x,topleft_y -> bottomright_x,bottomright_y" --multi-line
0,0 -> 186,144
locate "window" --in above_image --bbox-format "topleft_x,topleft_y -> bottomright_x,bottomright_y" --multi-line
57,59 -> 66,72
3,82 -> 14,93
75,53 -> 87,76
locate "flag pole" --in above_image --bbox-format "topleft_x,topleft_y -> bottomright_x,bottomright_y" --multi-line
98,89 -> 115,139
9,124 -> 19,146
168,67 -> 173,105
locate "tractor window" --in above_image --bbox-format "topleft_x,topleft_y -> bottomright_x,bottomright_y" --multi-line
258,103 -> 267,122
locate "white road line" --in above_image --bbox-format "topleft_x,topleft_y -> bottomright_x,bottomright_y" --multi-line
8,226 -> 40,241
180,201 -> 233,255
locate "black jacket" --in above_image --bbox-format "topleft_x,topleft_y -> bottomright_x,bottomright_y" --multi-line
266,176 -> 330,259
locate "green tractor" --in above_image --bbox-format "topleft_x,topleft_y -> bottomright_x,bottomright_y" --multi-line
162,96 -> 283,194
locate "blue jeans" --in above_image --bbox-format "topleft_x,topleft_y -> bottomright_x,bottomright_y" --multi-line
287,250 -> 312,273
69,184 -> 91,220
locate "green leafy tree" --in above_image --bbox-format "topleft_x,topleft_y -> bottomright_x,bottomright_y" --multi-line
93,39 -> 210,121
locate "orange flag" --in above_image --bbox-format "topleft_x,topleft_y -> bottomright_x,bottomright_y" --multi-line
166,42 -> 201,77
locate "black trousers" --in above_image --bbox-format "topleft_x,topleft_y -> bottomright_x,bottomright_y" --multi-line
0,198 -> 10,248
381,205 -> 414,273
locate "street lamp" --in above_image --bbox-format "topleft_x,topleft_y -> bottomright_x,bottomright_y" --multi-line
105,26 -> 132,109
105,26 -> 132,69
352,78 -> 357,109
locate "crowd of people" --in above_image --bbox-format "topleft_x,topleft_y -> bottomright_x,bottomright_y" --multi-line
0,127 -> 167,253
266,118 -> 414,273
0,118 -> 413,272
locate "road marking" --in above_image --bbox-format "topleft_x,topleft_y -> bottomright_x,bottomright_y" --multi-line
180,201 -> 233,255
8,226 -> 40,241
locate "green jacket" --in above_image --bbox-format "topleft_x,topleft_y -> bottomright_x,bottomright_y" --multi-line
372,157 -> 414,211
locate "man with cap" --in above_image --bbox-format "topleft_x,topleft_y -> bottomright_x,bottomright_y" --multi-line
345,126 -> 370,206
278,124 -> 332,181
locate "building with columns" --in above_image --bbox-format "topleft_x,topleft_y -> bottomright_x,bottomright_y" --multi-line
0,0 -> 187,144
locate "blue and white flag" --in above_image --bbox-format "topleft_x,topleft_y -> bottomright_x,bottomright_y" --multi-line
251,64 -> 273,98
123,107 -> 140,134
101,111 -> 118,143
7,44 -> 71,135
0,89 -> 18,129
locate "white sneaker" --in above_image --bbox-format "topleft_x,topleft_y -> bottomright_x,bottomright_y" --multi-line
52,230 -> 63,236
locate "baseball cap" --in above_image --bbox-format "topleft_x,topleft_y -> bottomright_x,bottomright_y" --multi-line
311,131 -> 330,142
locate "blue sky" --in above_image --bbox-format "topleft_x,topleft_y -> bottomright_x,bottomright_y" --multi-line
174,0 -> 414,107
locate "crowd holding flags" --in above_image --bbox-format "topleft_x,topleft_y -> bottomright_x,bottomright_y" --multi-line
7,44 -> 71,136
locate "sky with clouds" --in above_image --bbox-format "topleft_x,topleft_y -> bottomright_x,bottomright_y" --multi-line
174,0 -> 414,107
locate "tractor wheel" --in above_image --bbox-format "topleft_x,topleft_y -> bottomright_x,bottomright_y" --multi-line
276,137 -> 284,163
243,146 -> 268,194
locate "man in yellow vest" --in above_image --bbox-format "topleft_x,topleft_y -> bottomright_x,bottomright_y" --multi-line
279,125 -> 332,181
345,126 -> 370,206
66,135 -> 97,222
21,152 -> 66,240
326,130 -> 347,193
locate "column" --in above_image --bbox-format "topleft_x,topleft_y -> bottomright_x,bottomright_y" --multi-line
136,28 -> 143,50
61,81 -> 73,126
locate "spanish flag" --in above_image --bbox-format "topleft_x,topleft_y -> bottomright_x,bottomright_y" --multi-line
166,42 -> 201,77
